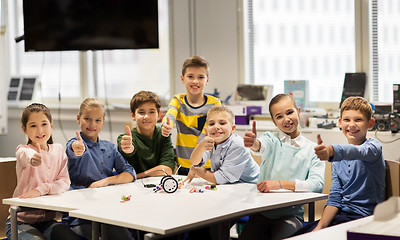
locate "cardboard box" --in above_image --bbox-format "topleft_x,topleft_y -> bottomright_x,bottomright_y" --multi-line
347,197 -> 400,240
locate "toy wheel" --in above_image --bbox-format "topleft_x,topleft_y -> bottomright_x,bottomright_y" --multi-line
161,176 -> 178,193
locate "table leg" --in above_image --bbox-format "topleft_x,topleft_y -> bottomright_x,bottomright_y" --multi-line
101,223 -> 108,240
217,221 -> 230,240
144,232 -> 158,240
9,206 -> 34,240
308,202 -> 315,222
10,206 -> 18,240
92,222 -> 99,240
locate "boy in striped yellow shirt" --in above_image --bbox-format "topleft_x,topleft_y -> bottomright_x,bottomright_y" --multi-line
162,56 -> 221,175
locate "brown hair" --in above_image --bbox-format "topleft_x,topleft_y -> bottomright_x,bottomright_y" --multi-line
21,103 -> 53,144
130,91 -> 161,114
207,105 -> 235,125
340,96 -> 372,120
181,56 -> 210,76
268,94 -> 299,119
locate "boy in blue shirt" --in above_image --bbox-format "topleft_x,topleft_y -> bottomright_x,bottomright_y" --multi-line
184,105 -> 259,184
295,96 -> 385,234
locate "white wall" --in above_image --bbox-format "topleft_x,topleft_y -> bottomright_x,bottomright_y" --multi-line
170,0 -> 241,101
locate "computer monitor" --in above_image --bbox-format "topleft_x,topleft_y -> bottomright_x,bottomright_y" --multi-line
340,72 -> 366,108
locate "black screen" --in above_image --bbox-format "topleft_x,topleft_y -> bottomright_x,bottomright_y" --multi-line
22,0 -> 159,51
340,72 -> 366,108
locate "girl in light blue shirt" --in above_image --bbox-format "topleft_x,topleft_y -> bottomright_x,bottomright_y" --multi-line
239,94 -> 325,240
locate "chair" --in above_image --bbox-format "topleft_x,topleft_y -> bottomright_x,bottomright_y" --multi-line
385,160 -> 393,200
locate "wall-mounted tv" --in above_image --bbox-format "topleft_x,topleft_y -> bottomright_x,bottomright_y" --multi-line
22,0 -> 159,51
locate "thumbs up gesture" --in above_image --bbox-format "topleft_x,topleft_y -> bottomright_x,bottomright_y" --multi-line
161,116 -> 172,137
30,143 -> 43,167
314,134 -> 333,160
244,121 -> 258,148
199,128 -> 215,151
121,126 -> 134,154
72,131 -> 86,156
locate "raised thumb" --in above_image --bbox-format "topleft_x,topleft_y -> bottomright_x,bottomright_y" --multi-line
252,120 -> 257,135
76,131 -> 82,142
125,126 -> 132,136
204,127 -> 209,137
317,134 -> 323,145
36,143 -> 41,153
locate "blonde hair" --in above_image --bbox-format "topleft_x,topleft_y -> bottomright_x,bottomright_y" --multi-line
207,105 -> 235,124
78,98 -> 105,117
181,56 -> 210,76
340,96 -> 372,120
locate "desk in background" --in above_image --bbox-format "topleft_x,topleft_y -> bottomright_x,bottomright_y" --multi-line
0,157 -> 17,238
3,176 -> 327,240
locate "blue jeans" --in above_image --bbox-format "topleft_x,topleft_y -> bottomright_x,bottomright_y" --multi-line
238,214 -> 303,240
70,222 -> 134,240
5,218 -> 80,240
291,210 -> 365,236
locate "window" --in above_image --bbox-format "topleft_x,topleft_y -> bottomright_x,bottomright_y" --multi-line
372,0 -> 400,102
8,0 -> 170,103
244,0 -> 356,103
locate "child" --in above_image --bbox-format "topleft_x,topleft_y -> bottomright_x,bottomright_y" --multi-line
184,105 -> 260,184
5,103 -> 79,240
293,96 -> 386,234
117,91 -> 175,179
161,56 -> 221,175
63,98 -> 136,240
239,94 -> 325,240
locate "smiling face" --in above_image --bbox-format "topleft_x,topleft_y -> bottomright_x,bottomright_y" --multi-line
338,109 -> 374,145
23,112 -> 53,150
206,111 -> 236,145
77,107 -> 104,142
132,102 -> 159,138
270,97 -> 301,139
181,66 -> 209,97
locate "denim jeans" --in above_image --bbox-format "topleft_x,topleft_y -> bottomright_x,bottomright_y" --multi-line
5,218 -> 80,240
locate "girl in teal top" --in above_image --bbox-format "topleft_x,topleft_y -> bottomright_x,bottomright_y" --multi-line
239,94 -> 325,240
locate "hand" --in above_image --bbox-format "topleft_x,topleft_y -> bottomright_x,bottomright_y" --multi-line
19,189 -> 41,198
199,128 -> 214,151
161,117 -> 172,137
120,126 -> 134,154
314,134 -> 333,160
244,121 -> 257,148
257,180 -> 280,193
72,131 -> 86,156
183,166 -> 196,184
89,178 -> 109,188
312,225 -> 323,232
31,143 -> 42,167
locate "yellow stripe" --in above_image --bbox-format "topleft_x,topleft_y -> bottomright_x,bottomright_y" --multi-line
179,115 -> 202,128
176,133 -> 199,148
